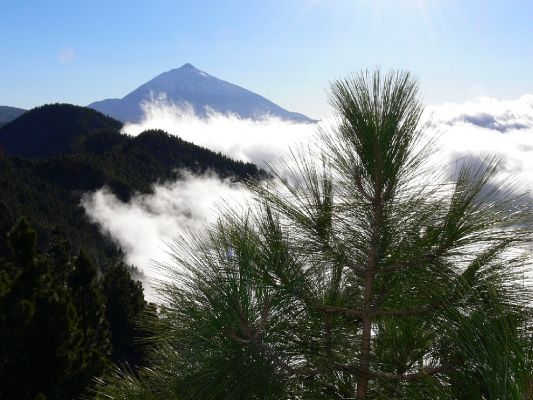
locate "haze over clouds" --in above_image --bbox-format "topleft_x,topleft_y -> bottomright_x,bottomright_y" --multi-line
83,94 -> 533,293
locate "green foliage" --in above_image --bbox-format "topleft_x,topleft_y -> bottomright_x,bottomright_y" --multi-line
0,219 -> 150,400
0,218 -> 85,400
102,262 -> 149,368
96,70 -> 533,399
68,251 -> 111,394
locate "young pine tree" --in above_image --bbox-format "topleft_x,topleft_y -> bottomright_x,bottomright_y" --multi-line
96,70 -> 533,399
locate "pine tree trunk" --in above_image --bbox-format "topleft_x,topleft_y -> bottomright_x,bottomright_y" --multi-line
357,187 -> 383,399
356,272 -> 374,398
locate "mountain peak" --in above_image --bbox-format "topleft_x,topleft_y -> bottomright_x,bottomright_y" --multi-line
180,63 -> 196,70
167,63 -> 210,78
89,66 -> 315,123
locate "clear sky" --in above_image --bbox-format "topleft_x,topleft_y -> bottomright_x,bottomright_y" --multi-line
1,0 -> 532,118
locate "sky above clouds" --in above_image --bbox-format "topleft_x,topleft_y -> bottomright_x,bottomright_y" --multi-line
1,0 -> 532,118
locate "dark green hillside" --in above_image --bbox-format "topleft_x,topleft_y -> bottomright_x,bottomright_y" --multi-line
0,155 -> 122,265
0,103 -> 122,157
0,104 -> 262,267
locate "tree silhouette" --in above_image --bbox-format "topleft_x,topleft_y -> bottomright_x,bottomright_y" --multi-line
102,262 -> 149,368
96,70 -> 533,399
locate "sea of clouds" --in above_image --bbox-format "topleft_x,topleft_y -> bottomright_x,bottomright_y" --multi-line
121,96 -> 318,167
82,94 -> 533,294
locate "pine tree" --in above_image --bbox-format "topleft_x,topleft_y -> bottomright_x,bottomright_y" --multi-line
96,70 -> 533,399
102,262 -> 148,368
68,250 -> 110,394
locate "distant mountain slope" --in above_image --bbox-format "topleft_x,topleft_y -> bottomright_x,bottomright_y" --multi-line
89,63 -> 314,123
0,104 -> 123,157
0,106 -> 26,126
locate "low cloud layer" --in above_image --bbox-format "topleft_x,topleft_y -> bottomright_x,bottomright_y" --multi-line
82,94 -> 533,297
427,94 -> 533,188
82,172 -> 250,280
122,96 -> 319,167
428,95 -> 533,133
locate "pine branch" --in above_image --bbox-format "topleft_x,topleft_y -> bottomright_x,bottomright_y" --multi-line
371,305 -> 438,317
369,363 -> 453,381
319,305 -> 363,319
333,362 -> 453,381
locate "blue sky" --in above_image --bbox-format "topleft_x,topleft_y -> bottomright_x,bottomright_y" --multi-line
1,0 -> 532,118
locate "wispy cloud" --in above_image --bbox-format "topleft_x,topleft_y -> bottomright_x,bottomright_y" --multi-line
57,47 -> 76,64
82,172 -> 250,280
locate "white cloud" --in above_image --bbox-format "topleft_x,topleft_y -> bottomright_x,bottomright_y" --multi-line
82,172 -> 250,287
121,95 -> 320,167
57,47 -> 76,64
428,95 -> 533,133
426,94 -> 533,192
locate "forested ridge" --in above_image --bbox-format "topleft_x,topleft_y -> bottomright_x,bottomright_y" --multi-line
0,103 -> 263,399
0,103 -> 263,265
